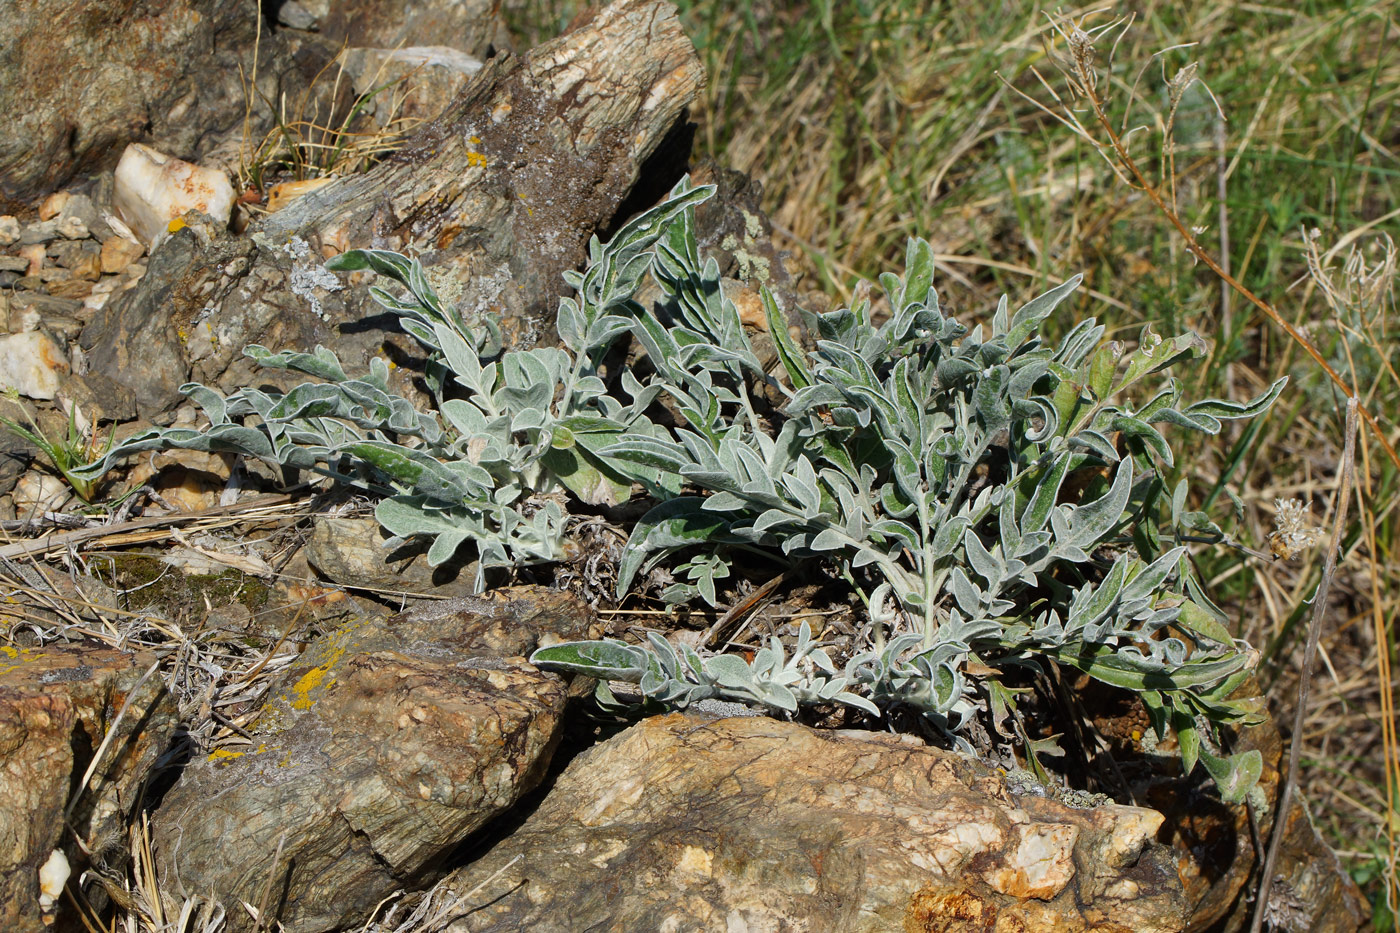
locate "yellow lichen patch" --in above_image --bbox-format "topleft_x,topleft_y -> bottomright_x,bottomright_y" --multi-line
167,217 -> 186,234
466,151 -> 488,169
289,655 -> 338,710
0,644 -> 41,676
263,617 -> 368,721
207,748 -> 245,764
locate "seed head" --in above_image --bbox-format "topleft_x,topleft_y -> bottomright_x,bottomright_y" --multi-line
1269,498 -> 1318,561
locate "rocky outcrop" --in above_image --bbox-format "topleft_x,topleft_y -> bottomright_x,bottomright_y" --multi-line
79,0 -> 704,417
0,642 -> 177,933
439,713 -> 1191,933
304,515 -> 480,599
151,586 -> 597,933
0,0 -> 316,205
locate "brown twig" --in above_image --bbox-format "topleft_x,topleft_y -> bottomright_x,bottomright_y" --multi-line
1073,64 -> 1400,474
1250,396 -> 1359,933
1000,18 -> 1400,473
0,493 -> 296,560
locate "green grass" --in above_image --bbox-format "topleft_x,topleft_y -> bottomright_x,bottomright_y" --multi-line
505,0 -> 1399,919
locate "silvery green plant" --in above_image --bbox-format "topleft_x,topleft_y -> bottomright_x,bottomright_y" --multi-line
73,183 -> 711,591
76,177 -> 1280,801
531,178 -> 1283,800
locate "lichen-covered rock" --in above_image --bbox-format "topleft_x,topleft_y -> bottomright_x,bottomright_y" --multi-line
81,0 -> 705,416
151,586 -> 597,933
0,0 -> 321,205
305,515 -> 479,598
440,714 -> 1190,933
0,643 -> 177,933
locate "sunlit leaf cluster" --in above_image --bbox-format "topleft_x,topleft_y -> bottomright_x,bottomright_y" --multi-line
76,178 -> 1284,800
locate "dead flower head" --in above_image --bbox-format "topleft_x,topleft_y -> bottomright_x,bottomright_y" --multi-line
1269,497 -> 1319,561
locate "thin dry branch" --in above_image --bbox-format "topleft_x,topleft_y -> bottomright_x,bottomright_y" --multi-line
1251,397 -> 1359,933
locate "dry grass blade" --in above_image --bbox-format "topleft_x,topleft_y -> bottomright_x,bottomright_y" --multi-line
1016,11 -> 1400,473
0,493 -> 296,560
357,854 -> 524,933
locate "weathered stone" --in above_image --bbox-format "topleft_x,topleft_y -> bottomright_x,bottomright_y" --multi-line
99,235 -> 146,275
440,714 -> 1190,933
0,216 -> 18,246
38,192 -> 68,221
0,0 -> 327,205
152,586 -> 598,933
18,222 -> 59,246
125,447 -> 238,513
57,192 -> 105,240
338,46 -> 485,127
113,144 -> 236,248
48,238 -> 100,270
277,0 -> 323,31
316,0 -> 502,52
82,0 -> 705,416
18,244 -> 45,275
11,471 -> 69,515
0,331 -> 66,400
305,515 -> 479,598
0,643 -> 177,933
9,290 -> 84,322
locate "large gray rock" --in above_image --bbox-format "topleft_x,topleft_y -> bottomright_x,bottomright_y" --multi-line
0,0 -> 321,205
80,0 -> 705,416
441,713 -> 1191,933
0,642 -> 178,933
304,514 -> 480,598
151,586 -> 597,933
315,0 -> 503,51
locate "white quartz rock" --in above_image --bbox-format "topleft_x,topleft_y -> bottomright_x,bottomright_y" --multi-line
0,330 -> 66,399
112,143 -> 235,248
38,848 -> 70,910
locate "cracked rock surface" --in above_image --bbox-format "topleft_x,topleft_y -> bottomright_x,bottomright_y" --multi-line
151,586 -> 596,933
439,713 -> 1190,933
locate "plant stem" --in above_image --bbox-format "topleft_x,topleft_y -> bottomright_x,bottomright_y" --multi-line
1249,396 -> 1358,932
918,494 -> 937,647
1077,84 -> 1400,474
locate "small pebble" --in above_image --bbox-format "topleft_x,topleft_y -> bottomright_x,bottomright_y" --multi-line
56,215 -> 88,239
0,215 -> 19,246
58,194 -> 102,238
38,191 -> 69,221
19,244 -> 45,275
48,278 -> 94,301
19,219 -> 60,245
100,235 -> 144,274
6,301 -> 41,334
